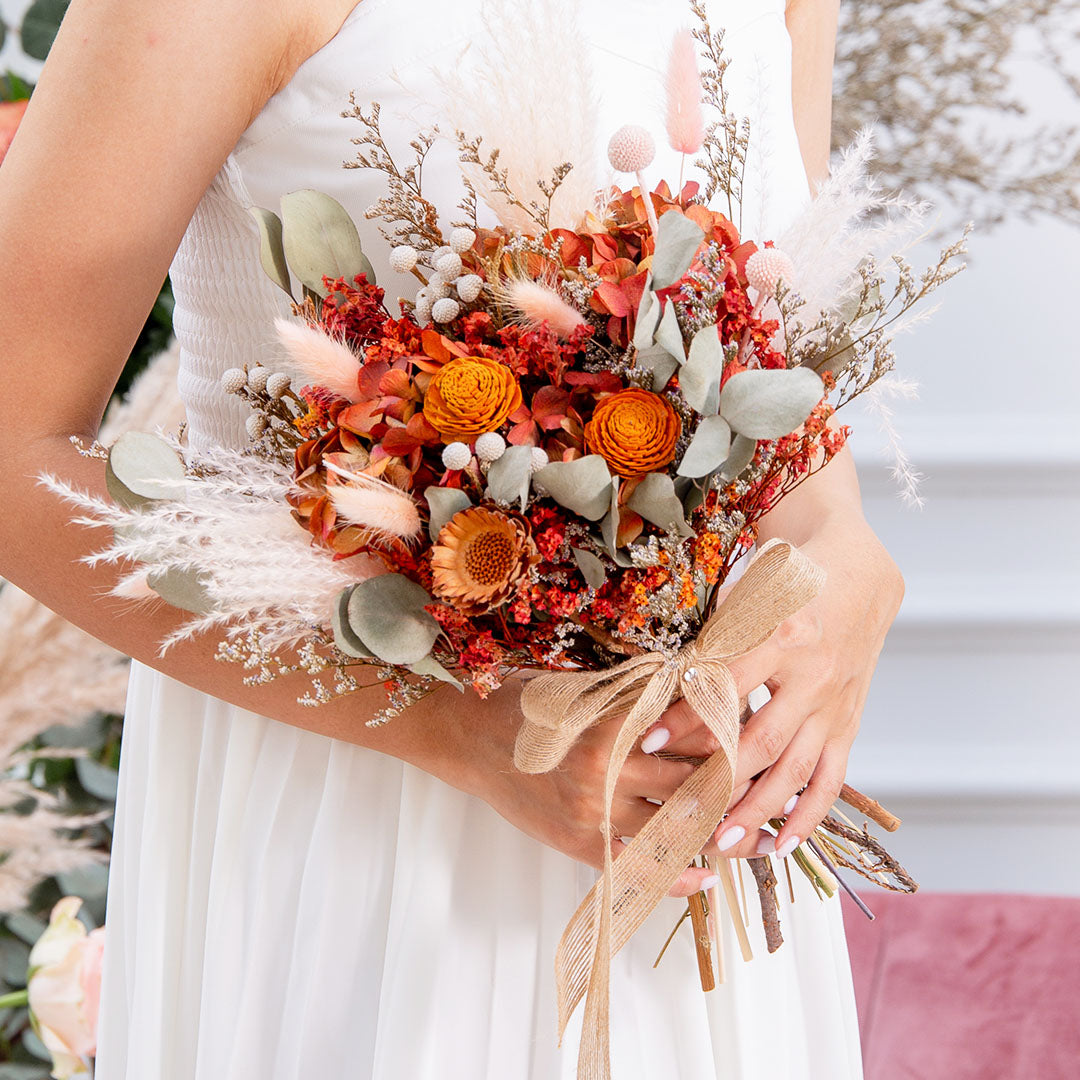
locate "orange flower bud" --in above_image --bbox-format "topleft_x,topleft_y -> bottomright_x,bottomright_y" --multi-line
422,356 -> 523,443
584,388 -> 682,477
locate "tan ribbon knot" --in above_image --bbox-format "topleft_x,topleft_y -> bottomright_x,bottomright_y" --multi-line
513,538 -> 826,1080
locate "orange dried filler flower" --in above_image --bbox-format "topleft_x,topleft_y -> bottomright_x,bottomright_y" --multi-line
431,507 -> 538,615
584,388 -> 681,476
422,356 -> 522,442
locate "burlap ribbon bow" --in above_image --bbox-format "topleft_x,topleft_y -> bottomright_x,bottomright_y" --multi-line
513,538 -> 826,1080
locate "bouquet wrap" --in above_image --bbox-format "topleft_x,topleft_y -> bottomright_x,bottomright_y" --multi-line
516,538 -> 825,1076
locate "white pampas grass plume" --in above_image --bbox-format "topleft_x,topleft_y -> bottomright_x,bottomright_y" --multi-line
863,375 -> 925,507
498,278 -> 588,340
324,464 -> 422,542
779,130 -> 929,332
664,29 -> 705,155
274,318 -> 361,402
432,0 -> 600,231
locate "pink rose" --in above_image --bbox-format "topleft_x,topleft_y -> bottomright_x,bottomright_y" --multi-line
27,898 -> 105,1080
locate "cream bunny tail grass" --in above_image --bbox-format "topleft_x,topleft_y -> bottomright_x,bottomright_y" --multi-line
325,463 -> 422,541
496,277 -> 589,340
274,318 -> 362,402
434,0 -> 599,232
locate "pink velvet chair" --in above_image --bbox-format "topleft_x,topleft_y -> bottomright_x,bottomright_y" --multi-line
842,891 -> 1080,1078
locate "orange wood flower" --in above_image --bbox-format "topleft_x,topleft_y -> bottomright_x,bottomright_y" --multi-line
431,506 -> 538,615
584,388 -> 682,476
422,355 -> 522,443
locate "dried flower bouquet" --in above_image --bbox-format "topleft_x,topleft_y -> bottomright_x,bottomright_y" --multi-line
44,7 -> 966,1076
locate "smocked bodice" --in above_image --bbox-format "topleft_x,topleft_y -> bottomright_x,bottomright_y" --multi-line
171,0 -> 808,453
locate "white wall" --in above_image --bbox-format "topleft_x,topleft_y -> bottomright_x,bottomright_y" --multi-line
5,0 -> 1078,894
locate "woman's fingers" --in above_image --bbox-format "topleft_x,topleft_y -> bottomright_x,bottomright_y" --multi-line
706,720 -> 828,860
771,739 -> 849,858
731,687 -> 809,789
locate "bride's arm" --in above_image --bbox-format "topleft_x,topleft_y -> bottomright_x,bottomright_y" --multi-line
0,0 -> 712,893
786,0 -> 841,189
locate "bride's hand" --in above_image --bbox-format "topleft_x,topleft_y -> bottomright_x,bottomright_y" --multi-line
638,516 -> 904,863
457,686 -> 718,898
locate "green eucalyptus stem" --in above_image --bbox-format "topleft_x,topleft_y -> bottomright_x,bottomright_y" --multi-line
0,989 -> 29,1009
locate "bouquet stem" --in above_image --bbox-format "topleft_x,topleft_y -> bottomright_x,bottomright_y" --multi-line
839,783 -> 901,832
687,891 -> 716,991
748,856 -> 784,953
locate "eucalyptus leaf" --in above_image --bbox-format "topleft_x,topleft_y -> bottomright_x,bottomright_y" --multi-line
347,574 -> 439,665
0,18 -> 6,52
54,864 -> 108,907
4,914 -> 46,949
681,477 -> 708,516
634,344 -> 679,392
21,1029 -> 49,1063
331,585 -> 372,658
20,0 -> 68,60
632,280 -> 660,350
679,325 -> 724,415
147,567 -> 214,615
0,1062 -> 50,1080
0,939 -> 29,988
280,189 -> 376,298
626,473 -> 693,538
677,415 -> 732,478
719,367 -> 824,439
408,654 -> 465,691
534,455 -> 614,521
651,212 -> 705,290
814,330 -> 856,377
74,758 -> 118,802
425,487 -> 472,543
720,433 -> 758,480
654,301 -> 685,361
249,207 -> 293,297
598,478 -> 622,557
572,547 -> 607,589
106,431 -> 187,506
485,445 -> 533,511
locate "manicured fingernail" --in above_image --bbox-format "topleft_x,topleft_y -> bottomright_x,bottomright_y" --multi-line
619,836 -> 631,845
641,727 -> 670,754
776,835 -> 800,860
783,794 -> 799,815
716,825 -> 745,851
755,834 -> 776,855
700,874 -> 720,891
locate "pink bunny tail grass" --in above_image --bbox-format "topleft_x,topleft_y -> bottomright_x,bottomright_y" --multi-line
502,279 -> 588,340
274,318 -> 361,402
324,464 -> 422,542
665,28 -> 705,155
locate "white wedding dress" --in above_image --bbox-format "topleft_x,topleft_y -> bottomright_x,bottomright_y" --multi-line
95,2 -> 863,1077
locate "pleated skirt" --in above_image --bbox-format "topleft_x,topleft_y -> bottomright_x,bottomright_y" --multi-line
95,661 -> 863,1079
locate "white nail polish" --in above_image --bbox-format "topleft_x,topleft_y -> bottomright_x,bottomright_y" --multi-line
700,874 -> 721,892
775,836 -> 800,860
641,727 -> 670,754
716,825 -> 745,851
783,794 -> 799,815
755,834 -> 776,855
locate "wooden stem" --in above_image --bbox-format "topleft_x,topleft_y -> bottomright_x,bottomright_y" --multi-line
687,892 -> 716,992
749,856 -> 784,954
840,783 -> 901,832
717,858 -> 754,962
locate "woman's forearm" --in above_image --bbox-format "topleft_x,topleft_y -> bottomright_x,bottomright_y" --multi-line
4,433 -> 517,791
786,0 -> 841,190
